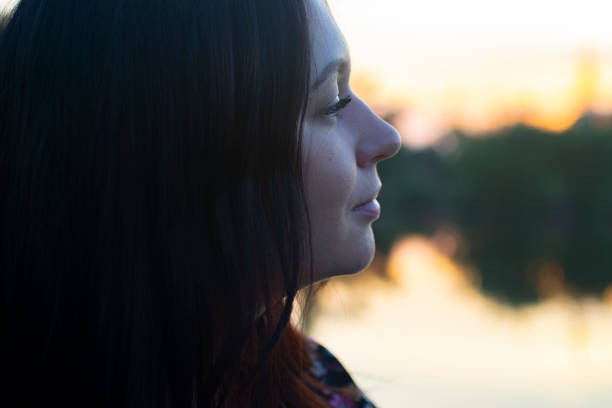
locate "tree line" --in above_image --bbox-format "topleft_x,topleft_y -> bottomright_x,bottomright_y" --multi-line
376,113 -> 612,305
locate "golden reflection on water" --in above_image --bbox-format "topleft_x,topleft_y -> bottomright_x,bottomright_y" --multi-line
304,235 -> 612,407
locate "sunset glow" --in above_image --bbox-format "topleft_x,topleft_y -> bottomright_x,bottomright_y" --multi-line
329,0 -> 612,146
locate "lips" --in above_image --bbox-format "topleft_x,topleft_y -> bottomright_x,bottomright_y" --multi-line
352,199 -> 381,219
353,198 -> 374,210
352,184 -> 382,211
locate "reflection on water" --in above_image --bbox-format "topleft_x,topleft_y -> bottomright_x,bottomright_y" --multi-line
304,235 -> 612,407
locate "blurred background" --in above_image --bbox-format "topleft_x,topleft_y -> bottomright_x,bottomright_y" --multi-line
3,0 -> 612,406
303,0 -> 612,407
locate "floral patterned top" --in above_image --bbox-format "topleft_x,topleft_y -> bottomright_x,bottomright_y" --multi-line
303,336 -> 377,408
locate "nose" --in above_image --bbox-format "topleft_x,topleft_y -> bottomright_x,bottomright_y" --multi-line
354,97 -> 402,168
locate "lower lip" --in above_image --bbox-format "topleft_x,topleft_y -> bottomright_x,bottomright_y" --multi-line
352,199 -> 381,219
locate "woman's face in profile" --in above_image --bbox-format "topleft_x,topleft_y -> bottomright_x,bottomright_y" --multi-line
302,0 -> 401,284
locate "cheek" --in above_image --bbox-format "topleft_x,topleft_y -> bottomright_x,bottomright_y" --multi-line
304,134 -> 354,223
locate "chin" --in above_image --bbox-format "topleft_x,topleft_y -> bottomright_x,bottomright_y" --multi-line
310,250 -> 373,283
308,227 -> 377,283
332,231 -> 376,279
353,224 -> 376,270
354,238 -> 376,272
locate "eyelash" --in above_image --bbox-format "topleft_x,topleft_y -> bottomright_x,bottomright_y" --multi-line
323,95 -> 352,117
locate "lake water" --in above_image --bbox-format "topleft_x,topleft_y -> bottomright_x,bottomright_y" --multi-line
305,235 -> 612,407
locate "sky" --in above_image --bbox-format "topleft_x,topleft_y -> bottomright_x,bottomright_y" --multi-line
328,0 -> 612,146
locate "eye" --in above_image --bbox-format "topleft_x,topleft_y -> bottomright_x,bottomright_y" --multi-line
322,95 -> 352,118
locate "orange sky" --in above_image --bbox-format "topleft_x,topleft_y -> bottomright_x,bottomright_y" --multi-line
329,0 -> 612,147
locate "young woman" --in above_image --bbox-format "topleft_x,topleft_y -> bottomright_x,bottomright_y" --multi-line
0,0 -> 400,406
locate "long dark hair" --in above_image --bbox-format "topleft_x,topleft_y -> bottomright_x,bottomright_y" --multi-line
0,0 -> 328,406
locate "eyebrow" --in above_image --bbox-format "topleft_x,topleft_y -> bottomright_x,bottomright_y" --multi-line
310,58 -> 349,91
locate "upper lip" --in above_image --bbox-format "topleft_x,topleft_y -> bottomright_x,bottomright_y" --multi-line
353,184 -> 382,209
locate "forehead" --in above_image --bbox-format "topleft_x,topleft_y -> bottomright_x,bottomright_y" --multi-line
306,0 -> 349,84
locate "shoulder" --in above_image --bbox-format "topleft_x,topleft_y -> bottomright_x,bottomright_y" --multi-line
303,335 -> 377,408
